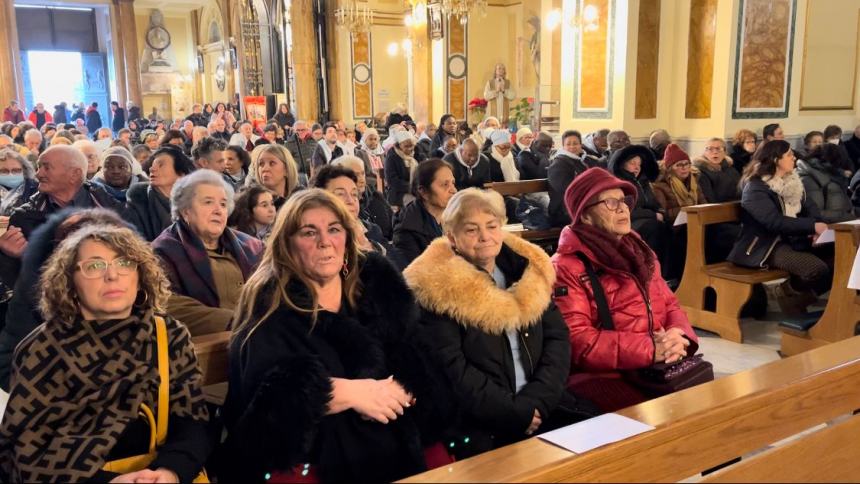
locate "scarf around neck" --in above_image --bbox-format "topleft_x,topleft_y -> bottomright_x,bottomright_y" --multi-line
490,146 -> 520,182
668,173 -> 699,207
0,310 -> 208,482
554,148 -> 583,161
763,171 -> 804,218
395,147 -> 418,181
570,224 -> 656,288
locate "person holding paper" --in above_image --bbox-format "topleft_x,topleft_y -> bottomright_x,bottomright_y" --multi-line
552,168 -> 699,412
728,140 -> 831,315
405,188 -> 598,460
652,144 -> 707,281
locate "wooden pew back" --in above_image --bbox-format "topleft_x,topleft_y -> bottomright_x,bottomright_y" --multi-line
192,331 -> 231,387
674,202 -> 787,342
401,336 -> 860,483
484,179 -> 549,197
781,222 -> 860,355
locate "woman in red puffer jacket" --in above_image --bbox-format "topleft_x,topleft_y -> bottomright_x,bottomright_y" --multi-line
551,167 -> 698,412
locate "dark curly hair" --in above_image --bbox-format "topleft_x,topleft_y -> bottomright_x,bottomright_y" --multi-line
228,185 -> 275,237
311,164 -> 357,189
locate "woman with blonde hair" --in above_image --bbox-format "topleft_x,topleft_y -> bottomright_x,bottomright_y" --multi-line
246,143 -> 300,208
222,189 -> 450,482
0,224 -> 210,482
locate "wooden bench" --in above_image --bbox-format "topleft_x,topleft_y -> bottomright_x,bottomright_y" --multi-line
485,179 -> 561,253
401,336 -> 860,482
780,222 -> 860,356
192,331 -> 231,406
674,202 -> 787,343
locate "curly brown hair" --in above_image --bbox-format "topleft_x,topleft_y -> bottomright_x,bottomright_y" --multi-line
40,224 -> 172,322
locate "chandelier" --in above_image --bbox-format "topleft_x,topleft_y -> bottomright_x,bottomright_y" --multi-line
335,0 -> 373,34
438,0 -> 487,26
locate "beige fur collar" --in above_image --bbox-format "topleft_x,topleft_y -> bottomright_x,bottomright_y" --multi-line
403,234 -> 555,334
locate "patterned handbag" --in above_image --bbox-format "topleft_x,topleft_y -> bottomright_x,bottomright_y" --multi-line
101,316 -> 209,483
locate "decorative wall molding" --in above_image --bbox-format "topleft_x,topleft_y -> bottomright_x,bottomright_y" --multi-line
685,0 -> 717,119
572,0 -> 615,119
447,19 -> 468,120
350,31 -> 373,119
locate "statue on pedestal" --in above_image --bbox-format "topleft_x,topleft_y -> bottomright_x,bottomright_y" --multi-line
483,63 -> 516,124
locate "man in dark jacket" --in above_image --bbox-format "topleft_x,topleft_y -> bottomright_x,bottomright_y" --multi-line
52,102 -> 69,125
443,138 -> 503,190
311,123 -> 344,177
285,120 -> 316,184
518,132 -> 553,180
110,101 -> 126,133
127,103 -> 141,124
185,103 -> 208,127
85,102 -> 102,133
0,146 -> 123,287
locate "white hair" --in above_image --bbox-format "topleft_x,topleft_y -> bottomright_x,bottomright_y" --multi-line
332,155 -> 364,172
170,168 -> 235,221
40,145 -> 88,177
24,129 -> 42,141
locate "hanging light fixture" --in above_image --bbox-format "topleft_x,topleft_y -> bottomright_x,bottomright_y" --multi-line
438,0 -> 488,26
335,0 -> 374,34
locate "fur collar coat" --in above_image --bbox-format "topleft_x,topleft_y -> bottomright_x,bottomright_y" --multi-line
404,235 -> 582,457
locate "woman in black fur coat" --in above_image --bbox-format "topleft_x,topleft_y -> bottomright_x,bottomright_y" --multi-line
220,189 -> 451,483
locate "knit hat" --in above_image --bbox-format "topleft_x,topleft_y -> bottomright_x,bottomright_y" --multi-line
489,129 -> 512,146
661,143 -> 689,169
564,167 -> 638,225
394,130 -> 416,144
516,127 -> 533,139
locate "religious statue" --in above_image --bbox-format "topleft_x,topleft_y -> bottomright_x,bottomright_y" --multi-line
483,63 -> 516,124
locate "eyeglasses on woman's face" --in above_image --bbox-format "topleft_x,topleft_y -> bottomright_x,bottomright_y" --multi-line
76,257 -> 138,279
586,195 -> 635,212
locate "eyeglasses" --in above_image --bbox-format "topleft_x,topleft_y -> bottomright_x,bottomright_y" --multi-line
76,257 -> 138,279
705,146 -> 724,152
585,195 -> 635,212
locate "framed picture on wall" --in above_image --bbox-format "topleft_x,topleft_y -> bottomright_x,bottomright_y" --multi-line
429,5 -> 444,40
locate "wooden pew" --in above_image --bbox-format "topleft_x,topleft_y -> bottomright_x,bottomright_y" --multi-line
192,331 -> 231,405
674,202 -> 787,343
401,336 -> 860,483
485,179 -> 561,253
780,222 -> 860,356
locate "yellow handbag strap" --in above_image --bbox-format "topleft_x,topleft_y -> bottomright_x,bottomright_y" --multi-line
138,403 -> 157,453
154,316 -> 169,446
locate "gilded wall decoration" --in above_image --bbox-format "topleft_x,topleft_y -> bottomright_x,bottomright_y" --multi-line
685,0 -> 717,119
572,0 -> 615,119
732,0 -> 797,118
635,0 -> 661,119
447,20 -> 467,120
351,32 -> 373,119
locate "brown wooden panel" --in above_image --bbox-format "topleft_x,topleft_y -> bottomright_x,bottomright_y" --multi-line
580,0 -> 610,109
701,415 -> 860,483
685,0 -> 717,118
352,31 -> 369,64
737,0 -> 792,109
354,82 -> 371,118
447,19 -> 467,119
351,31 -> 372,118
401,336 -> 860,483
635,0 -> 661,119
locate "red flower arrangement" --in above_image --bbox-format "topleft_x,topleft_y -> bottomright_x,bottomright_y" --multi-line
468,97 -> 488,110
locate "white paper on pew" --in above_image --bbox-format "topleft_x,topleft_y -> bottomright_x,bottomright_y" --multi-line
538,413 -> 655,454
849,245 -> 860,290
674,211 -> 688,227
814,229 -> 835,246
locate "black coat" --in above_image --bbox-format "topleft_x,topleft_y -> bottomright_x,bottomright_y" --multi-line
797,158 -> 855,223
311,143 -> 344,174
9,182 -> 123,240
360,185 -> 393,240
846,135 -> 860,170
221,252 -> 451,482
285,135 -> 316,178
443,152 -> 503,191
695,159 -> 741,203
404,236 -> 592,459
123,183 -> 172,241
52,105 -> 68,125
415,138 -> 431,162
111,107 -> 126,132
730,145 -> 753,176
517,150 -> 550,181
728,178 -> 821,268
547,154 -> 590,228
607,156 -> 663,224
384,149 -> 414,207
274,112 -> 296,130
393,200 -> 442,265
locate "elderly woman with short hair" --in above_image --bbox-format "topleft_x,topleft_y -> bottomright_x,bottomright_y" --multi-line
404,188 -> 595,459
0,224 -> 210,482
552,168 -> 699,412
0,148 -> 38,216
153,169 -> 264,336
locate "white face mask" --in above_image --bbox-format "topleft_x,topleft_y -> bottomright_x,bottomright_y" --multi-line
828,138 -> 841,145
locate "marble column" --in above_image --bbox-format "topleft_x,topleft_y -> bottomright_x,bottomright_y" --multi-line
114,0 -> 142,109
410,22 -> 433,124
290,0 -> 320,122
0,0 -> 24,106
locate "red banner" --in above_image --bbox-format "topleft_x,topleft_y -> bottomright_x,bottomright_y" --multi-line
244,96 -> 267,132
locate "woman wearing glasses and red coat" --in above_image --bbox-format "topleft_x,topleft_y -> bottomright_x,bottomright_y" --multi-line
551,167 -> 698,412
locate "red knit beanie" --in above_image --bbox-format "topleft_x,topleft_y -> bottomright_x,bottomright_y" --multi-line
564,167 -> 638,225
662,143 -> 689,169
